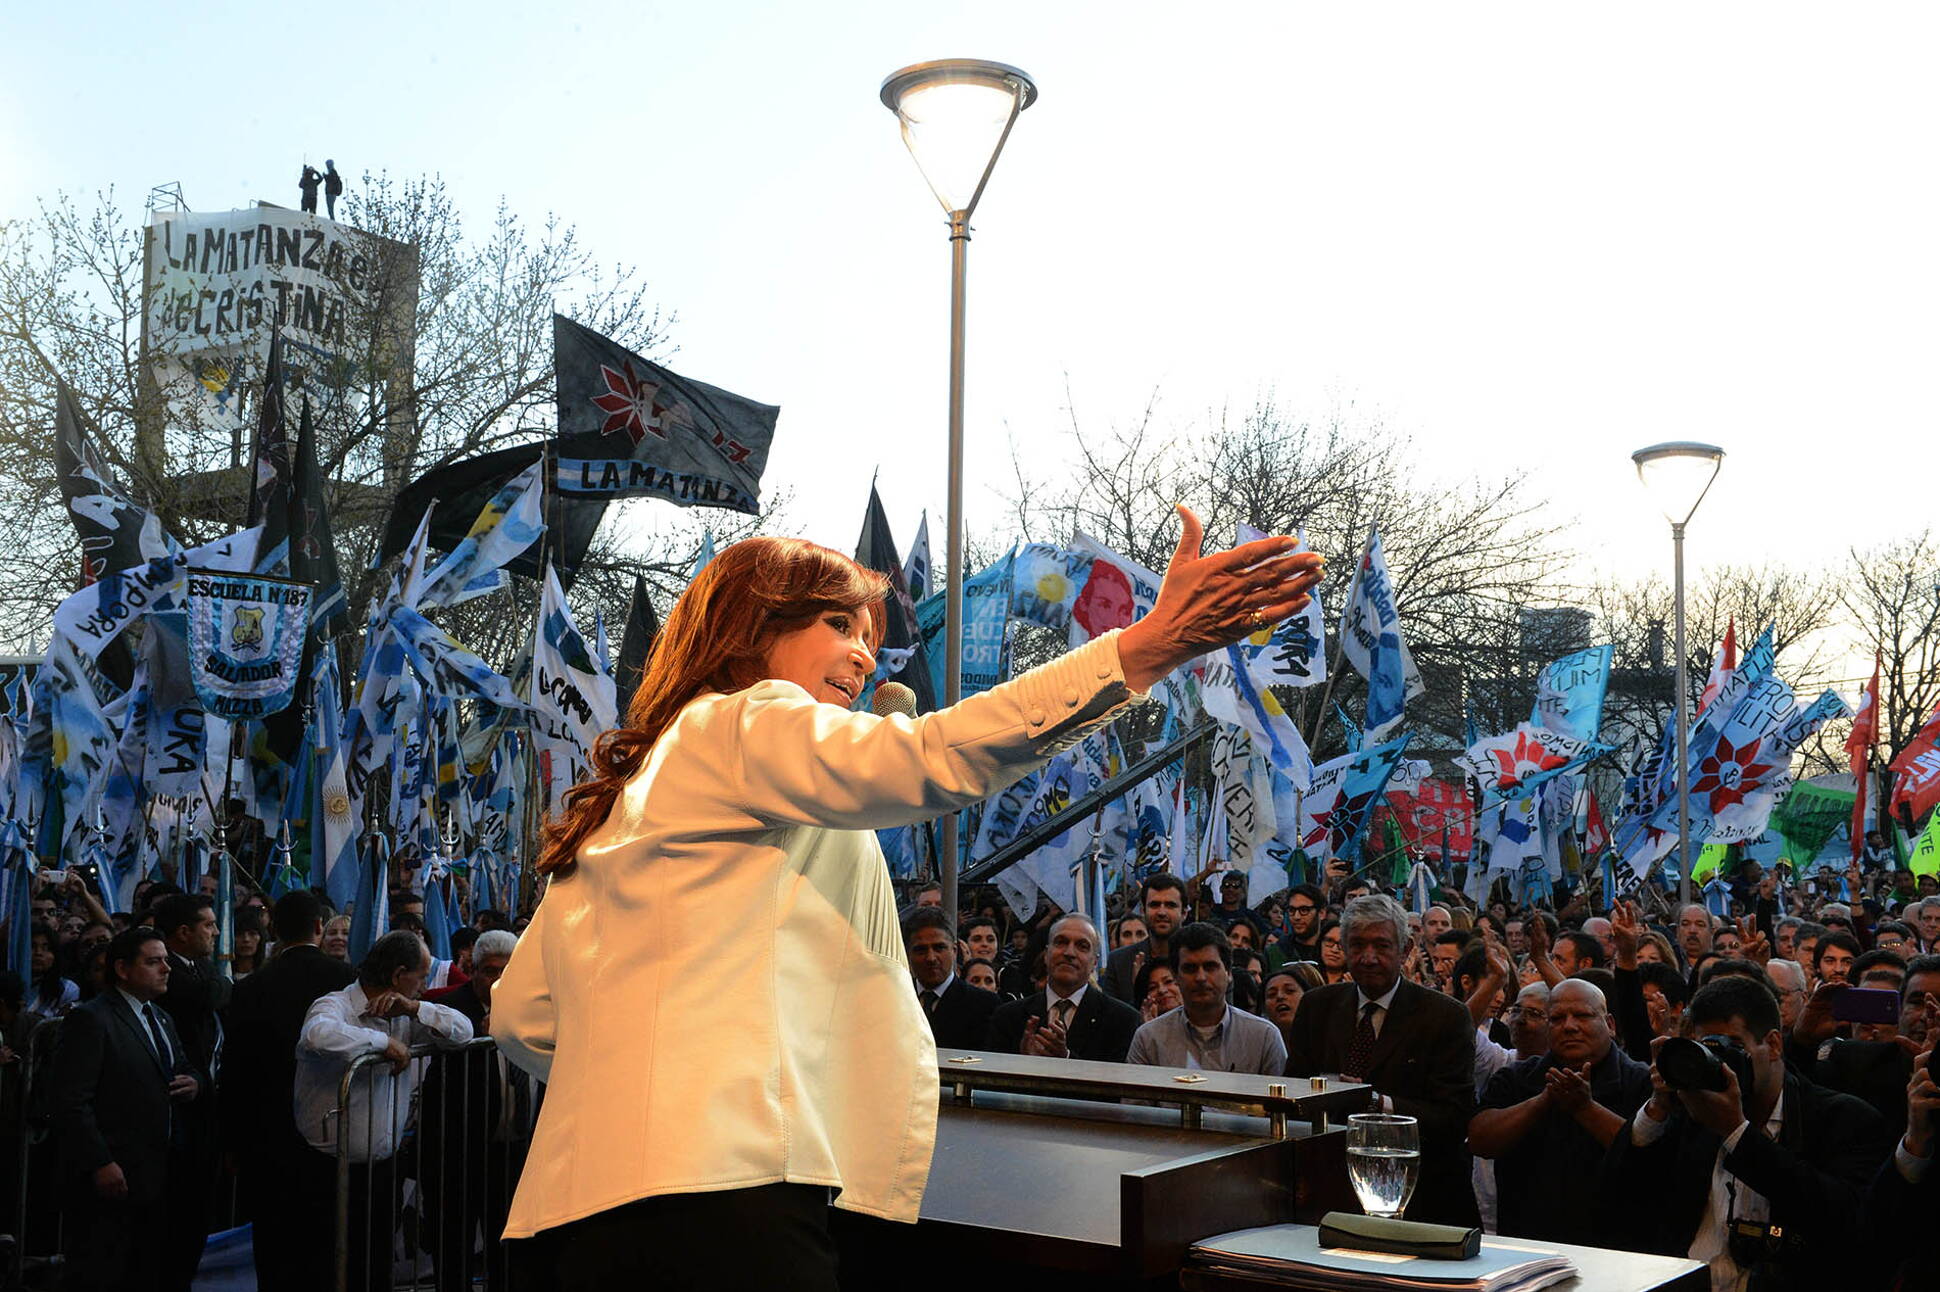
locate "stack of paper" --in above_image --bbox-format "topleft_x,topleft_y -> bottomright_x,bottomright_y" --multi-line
1189,1225 -> 1577,1292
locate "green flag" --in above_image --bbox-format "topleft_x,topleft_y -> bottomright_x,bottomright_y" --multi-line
1770,783 -> 1855,866
1910,810 -> 1940,877
1693,842 -> 1729,883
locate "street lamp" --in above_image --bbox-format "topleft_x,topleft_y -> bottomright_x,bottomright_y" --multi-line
881,59 -> 1037,921
1632,441 -> 1725,906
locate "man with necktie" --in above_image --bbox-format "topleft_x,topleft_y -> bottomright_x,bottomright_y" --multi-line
1284,893 -> 1479,1225
985,914 -> 1141,1063
152,892 -> 228,1286
48,926 -> 202,1292
903,906 -> 999,1051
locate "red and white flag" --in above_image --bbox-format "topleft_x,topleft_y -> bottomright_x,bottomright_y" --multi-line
1583,790 -> 1610,857
1890,702 -> 1940,825
1697,617 -> 1736,715
1848,655 -> 1881,862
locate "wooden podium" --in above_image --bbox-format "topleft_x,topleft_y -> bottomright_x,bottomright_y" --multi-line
831,1052 -> 1371,1291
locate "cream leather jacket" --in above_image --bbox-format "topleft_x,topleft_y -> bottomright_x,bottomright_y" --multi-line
494,630 -> 1140,1236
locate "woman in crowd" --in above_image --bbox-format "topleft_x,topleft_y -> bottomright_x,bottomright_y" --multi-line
491,512 -> 1322,1288
26,925 -> 77,1020
1316,919 -> 1352,984
1113,914 -> 1149,949
961,958 -> 999,993
1135,960 -> 1183,1022
320,914 -> 351,960
230,909 -> 267,978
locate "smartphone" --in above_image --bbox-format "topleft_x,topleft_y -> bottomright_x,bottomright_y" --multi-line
1831,987 -> 1901,1026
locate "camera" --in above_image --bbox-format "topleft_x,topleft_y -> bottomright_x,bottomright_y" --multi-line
1658,1033 -> 1756,1105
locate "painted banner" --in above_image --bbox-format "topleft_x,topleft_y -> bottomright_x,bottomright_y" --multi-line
185,571 -> 312,720
553,315 -> 776,515
145,206 -> 415,440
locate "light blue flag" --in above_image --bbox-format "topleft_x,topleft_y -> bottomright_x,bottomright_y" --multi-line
876,825 -> 921,879
690,530 -> 717,581
1199,646 -> 1314,787
1339,529 -> 1424,734
917,548 -> 1015,703
415,460 -> 547,609
1600,852 -> 1618,911
1236,524 -> 1326,691
1335,705 -> 1363,753
1531,644 -> 1614,743
1406,860 -> 1436,914
422,874 -> 453,959
21,637 -> 117,860
3,854 -> 31,982
311,651 -> 361,911
1285,735 -> 1412,864
348,835 -> 390,962
1009,543 -> 1093,631
1702,874 -> 1732,919
389,608 -> 527,710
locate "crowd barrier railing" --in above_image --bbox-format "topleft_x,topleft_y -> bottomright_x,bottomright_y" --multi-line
333,1036 -> 539,1292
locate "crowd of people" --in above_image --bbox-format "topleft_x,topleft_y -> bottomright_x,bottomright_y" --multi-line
4,870 -> 530,1292
900,857 -> 1940,1292
5,840 -> 1936,1292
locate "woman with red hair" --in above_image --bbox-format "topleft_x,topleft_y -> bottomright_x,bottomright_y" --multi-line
494,507 -> 1321,1288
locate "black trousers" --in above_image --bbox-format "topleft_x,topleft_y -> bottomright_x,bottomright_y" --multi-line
61,1191 -> 165,1292
509,1183 -> 838,1292
244,1138 -> 336,1292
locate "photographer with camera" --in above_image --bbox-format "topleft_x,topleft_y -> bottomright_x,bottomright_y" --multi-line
1603,975 -> 1890,1292
1864,965 -> 1936,1288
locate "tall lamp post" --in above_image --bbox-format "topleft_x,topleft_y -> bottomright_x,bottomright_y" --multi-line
881,59 -> 1037,921
1631,441 -> 1725,906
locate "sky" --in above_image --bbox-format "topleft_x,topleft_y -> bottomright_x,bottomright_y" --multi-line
4,1 -> 1937,673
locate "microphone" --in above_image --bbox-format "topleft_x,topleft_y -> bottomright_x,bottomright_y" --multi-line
872,681 -> 917,719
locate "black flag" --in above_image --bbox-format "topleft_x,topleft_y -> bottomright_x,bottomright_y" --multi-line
854,483 -> 935,713
552,315 -> 777,516
376,442 -> 605,588
248,331 -> 293,572
614,573 -> 661,717
53,379 -> 161,586
289,397 -> 347,638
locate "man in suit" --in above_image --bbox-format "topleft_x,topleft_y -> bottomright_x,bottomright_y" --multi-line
903,906 -> 999,1051
986,913 -> 1141,1063
48,926 -> 202,1292
1284,893 -> 1479,1226
1102,874 -> 1188,1004
419,930 -> 528,1292
221,890 -> 357,1292
151,891 -> 228,1284
1603,975 -> 1891,1292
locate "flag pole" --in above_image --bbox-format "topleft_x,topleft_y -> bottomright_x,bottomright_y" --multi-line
1305,523 -> 1377,748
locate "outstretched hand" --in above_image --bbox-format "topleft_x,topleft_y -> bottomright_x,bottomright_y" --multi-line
1116,506 -> 1325,691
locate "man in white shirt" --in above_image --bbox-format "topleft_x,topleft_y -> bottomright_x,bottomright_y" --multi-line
295,930 -> 472,1292
1602,975 -> 1889,1292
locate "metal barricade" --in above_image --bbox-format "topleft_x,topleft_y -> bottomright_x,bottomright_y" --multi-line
3,1021 -> 65,1292
334,1037 -> 539,1292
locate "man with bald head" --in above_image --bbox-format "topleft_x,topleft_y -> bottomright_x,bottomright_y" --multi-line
985,913 -> 1141,1062
1468,979 -> 1654,1244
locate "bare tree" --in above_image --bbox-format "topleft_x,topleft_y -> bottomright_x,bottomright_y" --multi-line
996,389 -> 1574,762
0,177 -> 783,656
1790,530 -> 1940,782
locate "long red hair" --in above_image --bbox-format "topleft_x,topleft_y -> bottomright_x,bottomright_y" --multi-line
537,537 -> 890,876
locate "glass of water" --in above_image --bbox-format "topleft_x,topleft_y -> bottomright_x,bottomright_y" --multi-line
1346,1113 -> 1420,1219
